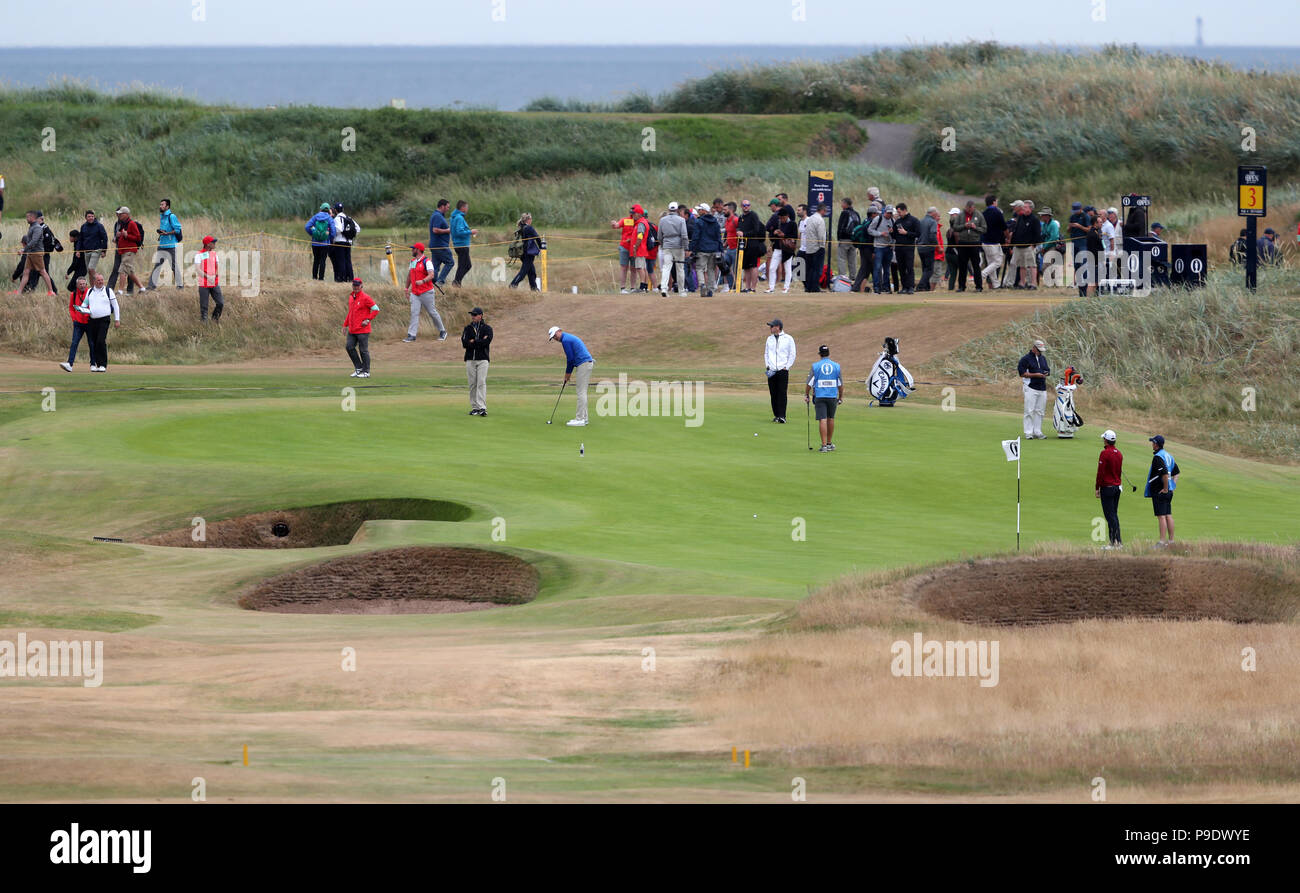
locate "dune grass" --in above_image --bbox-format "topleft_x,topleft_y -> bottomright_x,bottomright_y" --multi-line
0,85 -> 862,224
939,283 -> 1300,461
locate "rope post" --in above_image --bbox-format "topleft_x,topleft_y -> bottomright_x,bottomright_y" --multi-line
540,238 -> 548,292
737,237 -> 745,288
385,241 -> 399,287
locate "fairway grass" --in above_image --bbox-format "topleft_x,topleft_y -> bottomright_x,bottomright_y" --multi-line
1,360 -> 1298,801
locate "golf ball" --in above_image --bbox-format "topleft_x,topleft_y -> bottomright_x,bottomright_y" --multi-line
1215,505 -> 1220,509
753,514 -> 757,518
753,432 -> 758,436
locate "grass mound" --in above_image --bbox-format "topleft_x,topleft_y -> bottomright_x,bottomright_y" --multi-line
141,498 -> 470,549
909,554 -> 1300,626
238,545 -> 539,613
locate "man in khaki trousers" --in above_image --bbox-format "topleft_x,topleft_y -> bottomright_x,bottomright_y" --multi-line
461,307 -> 492,416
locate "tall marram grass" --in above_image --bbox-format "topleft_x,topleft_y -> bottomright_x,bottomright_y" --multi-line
0,86 -> 860,225
939,282 -> 1300,461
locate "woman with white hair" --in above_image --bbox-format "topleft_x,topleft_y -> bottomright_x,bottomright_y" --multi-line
510,213 -> 542,290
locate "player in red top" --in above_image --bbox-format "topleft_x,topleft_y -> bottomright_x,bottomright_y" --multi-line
1095,429 -> 1124,548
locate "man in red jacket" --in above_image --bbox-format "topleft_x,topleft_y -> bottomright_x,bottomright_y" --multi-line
1095,429 -> 1124,548
343,278 -> 379,378
59,277 -> 91,372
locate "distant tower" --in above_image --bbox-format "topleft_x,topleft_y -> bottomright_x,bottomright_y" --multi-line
1195,16 -> 1204,46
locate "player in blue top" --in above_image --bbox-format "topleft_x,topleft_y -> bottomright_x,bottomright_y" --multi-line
804,344 -> 843,452
1144,434 -> 1181,546
547,325 -> 595,426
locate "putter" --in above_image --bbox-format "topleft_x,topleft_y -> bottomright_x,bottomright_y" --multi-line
546,381 -> 567,425
806,398 -> 813,450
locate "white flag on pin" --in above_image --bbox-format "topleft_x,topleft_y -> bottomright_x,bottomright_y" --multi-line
1001,438 -> 1021,462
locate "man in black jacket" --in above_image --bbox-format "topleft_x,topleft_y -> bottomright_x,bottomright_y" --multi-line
462,307 -> 493,416
1008,200 -> 1042,289
78,210 -> 109,275
836,198 -> 860,281
890,203 -> 921,294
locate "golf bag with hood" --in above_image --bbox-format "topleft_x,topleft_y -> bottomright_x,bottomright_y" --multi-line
1052,366 -> 1084,438
867,337 -> 915,407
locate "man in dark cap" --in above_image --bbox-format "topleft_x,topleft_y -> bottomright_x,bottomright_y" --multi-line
462,307 -> 493,416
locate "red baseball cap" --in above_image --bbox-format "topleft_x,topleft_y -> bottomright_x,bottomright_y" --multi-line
202,236 -> 217,245
411,242 -> 426,251
631,204 -> 644,214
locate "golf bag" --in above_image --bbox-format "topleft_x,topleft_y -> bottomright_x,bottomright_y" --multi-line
1052,366 -> 1084,438
867,336 -> 915,407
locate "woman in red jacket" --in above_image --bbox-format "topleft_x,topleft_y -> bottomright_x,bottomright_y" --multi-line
59,277 -> 91,372
343,278 -> 379,378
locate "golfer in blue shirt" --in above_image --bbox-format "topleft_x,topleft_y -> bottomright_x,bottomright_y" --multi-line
804,344 -> 843,452
548,326 -> 594,427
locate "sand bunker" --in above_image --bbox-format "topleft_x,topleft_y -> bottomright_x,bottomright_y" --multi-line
239,546 -> 539,614
909,555 -> 1299,626
141,499 -> 471,549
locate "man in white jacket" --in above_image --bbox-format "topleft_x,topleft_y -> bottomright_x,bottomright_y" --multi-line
76,272 -> 122,372
764,318 -> 796,423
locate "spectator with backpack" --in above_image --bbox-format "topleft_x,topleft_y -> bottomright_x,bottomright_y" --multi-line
765,199 -> 796,294
631,207 -> 654,292
148,198 -> 184,290
690,202 -> 723,297
836,198 -> 861,281
953,201 -> 987,292
75,272 -> 122,372
450,200 -> 478,286
112,207 -> 147,294
509,213 -> 542,290
850,208 -> 876,293
721,202 -> 739,292
16,210 -> 57,295
330,202 -> 359,283
917,207 -> 941,292
305,203 -> 336,280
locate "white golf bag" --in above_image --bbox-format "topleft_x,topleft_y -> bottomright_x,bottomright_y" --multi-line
867,337 -> 915,407
1053,383 -> 1083,438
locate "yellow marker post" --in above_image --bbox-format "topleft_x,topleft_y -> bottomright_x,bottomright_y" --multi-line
743,750 -> 750,769
731,746 -> 738,763
736,240 -> 745,289
540,238 -> 549,293
385,242 -> 400,288
242,744 -> 248,767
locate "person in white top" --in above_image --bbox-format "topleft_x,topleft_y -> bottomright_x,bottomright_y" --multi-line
764,318 -> 797,423
797,203 -> 828,292
1100,207 -> 1120,283
76,271 -> 122,372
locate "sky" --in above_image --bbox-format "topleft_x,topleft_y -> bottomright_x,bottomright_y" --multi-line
5,0 -> 1296,47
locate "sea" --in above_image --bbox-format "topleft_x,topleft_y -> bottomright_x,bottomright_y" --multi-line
1,44 -> 1297,111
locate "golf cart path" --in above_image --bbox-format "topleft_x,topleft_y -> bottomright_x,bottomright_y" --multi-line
856,119 -> 979,209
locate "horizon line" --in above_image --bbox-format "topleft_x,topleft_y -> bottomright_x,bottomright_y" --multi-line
5,41 -> 1299,49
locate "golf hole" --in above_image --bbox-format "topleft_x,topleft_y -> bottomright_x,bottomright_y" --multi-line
908,555 -> 1300,626
140,498 -> 472,549
239,546 -> 539,614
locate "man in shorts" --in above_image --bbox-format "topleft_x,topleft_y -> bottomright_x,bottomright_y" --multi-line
1008,199 -> 1041,289
804,344 -> 843,452
610,204 -> 641,293
1144,434 -> 1181,546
